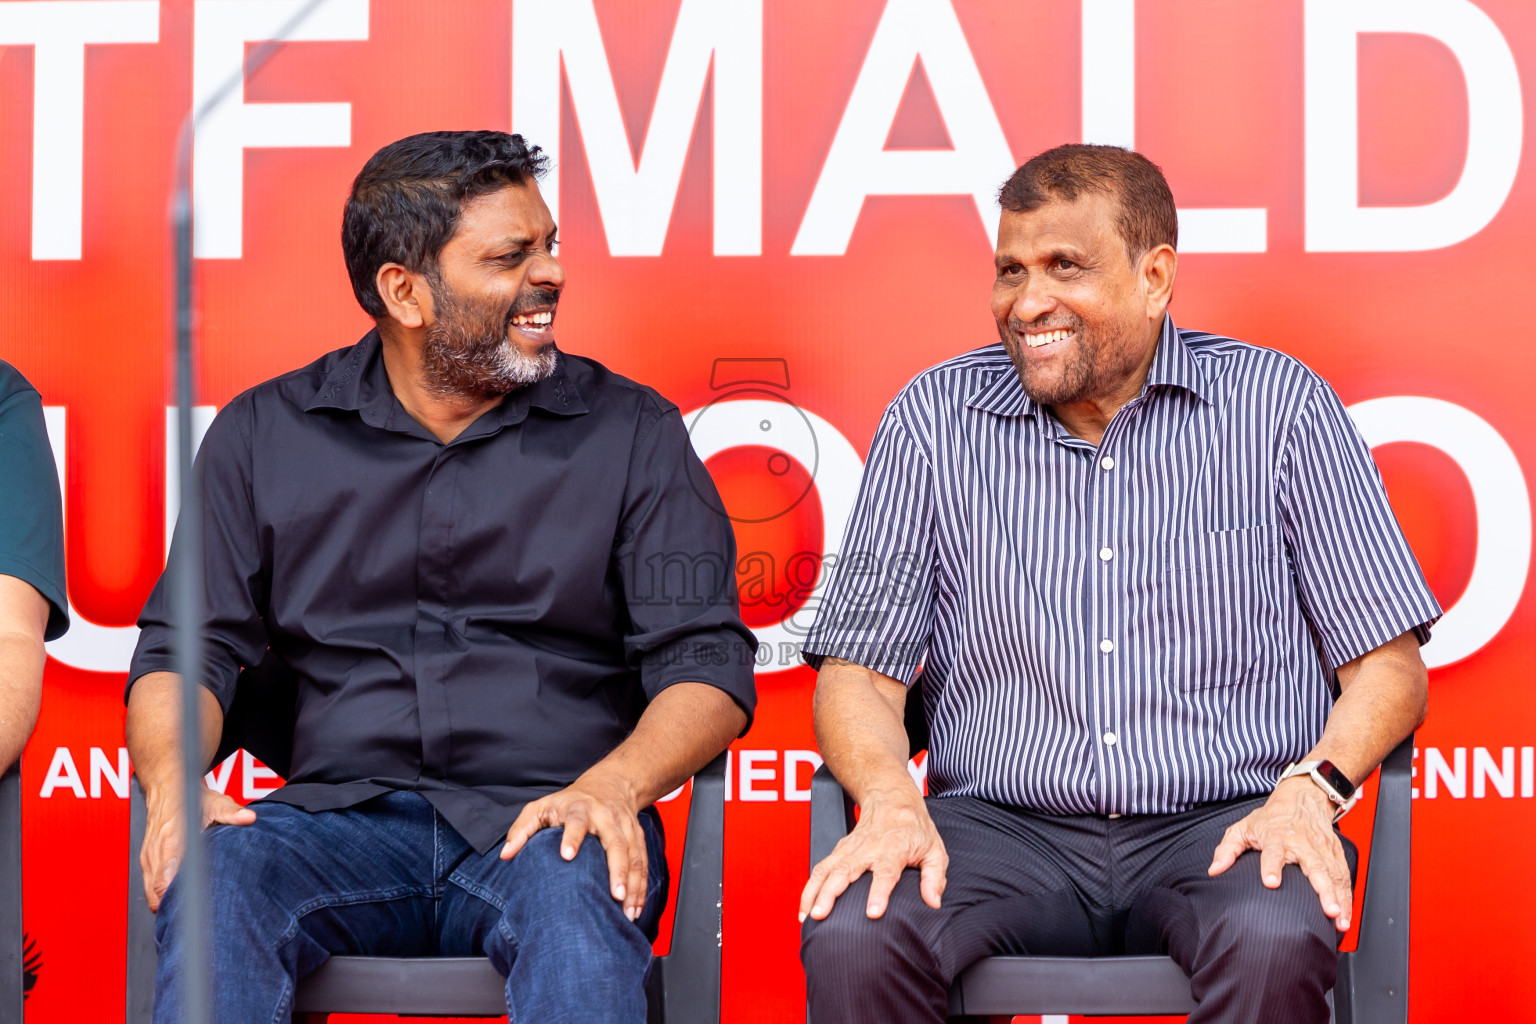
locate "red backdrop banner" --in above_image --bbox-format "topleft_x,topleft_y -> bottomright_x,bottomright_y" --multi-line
3,1 -> 1532,1020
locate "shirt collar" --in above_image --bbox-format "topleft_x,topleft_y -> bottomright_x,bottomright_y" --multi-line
964,315 -> 1209,418
965,361 -> 1035,417
1142,316 -> 1211,405
305,329 -> 590,429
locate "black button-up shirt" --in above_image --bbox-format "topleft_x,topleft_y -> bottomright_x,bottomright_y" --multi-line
130,331 -> 756,852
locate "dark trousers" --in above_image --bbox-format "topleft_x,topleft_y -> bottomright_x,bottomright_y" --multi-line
802,794 -> 1357,1024
153,791 -> 668,1024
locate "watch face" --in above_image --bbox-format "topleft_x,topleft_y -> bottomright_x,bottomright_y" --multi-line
1316,760 -> 1356,800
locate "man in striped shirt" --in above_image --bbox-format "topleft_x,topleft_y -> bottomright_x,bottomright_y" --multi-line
797,145 -> 1440,1024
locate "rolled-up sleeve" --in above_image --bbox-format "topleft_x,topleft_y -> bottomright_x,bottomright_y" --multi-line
615,405 -> 757,726
127,396 -> 270,712
0,383 -> 68,641
1276,382 -> 1443,669
800,402 -> 935,685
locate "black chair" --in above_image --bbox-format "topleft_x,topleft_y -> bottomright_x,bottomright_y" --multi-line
808,678 -> 1412,1023
1,764 -> 23,1021
128,658 -> 726,1023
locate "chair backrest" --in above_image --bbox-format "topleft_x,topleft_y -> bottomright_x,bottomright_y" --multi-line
1,765 -> 23,1020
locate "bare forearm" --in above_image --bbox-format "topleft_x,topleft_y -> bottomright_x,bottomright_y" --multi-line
812,658 -> 918,808
125,671 -> 223,807
1305,630 -> 1429,785
0,633 -> 44,773
583,681 -> 746,808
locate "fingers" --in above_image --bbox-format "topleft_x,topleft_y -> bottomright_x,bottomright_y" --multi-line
1259,842 -> 1286,889
560,806 -> 590,861
1295,836 -> 1354,932
141,808 -> 186,914
144,846 -> 181,914
141,847 -> 165,912
918,846 -> 948,911
623,816 -> 649,922
205,798 -> 256,828
1300,857 -> 1339,918
865,864 -> 904,919
500,801 -> 551,861
597,815 -> 631,906
604,813 -> 648,921
798,858 -> 834,922
799,836 -> 866,923
804,860 -> 857,923
1328,843 -> 1354,932
1207,821 -> 1253,877
574,805 -> 648,919
1220,802 -> 1355,932
200,788 -> 257,830
499,793 -> 651,922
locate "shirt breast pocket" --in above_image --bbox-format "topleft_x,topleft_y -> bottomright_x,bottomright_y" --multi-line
1158,524 -> 1283,691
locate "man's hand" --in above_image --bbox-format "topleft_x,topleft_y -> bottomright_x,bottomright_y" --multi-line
799,787 -> 947,923
140,787 -> 256,912
500,770 -> 650,922
1208,778 -> 1353,932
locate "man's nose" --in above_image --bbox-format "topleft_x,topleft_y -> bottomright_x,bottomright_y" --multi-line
1011,278 -> 1057,324
529,250 -> 566,291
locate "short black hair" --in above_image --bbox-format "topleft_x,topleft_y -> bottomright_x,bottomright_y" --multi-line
997,144 -> 1177,261
342,130 -> 550,318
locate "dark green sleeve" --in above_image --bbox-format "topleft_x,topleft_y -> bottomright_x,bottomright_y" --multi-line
0,366 -> 68,641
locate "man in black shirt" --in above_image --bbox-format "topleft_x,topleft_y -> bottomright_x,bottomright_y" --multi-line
126,131 -> 756,1024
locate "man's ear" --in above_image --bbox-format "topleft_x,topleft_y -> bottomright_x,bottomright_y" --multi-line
376,263 -> 432,329
1141,243 -> 1178,318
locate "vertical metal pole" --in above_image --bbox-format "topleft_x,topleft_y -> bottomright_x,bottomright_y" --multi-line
167,7 -> 321,1021
171,155 -> 209,1024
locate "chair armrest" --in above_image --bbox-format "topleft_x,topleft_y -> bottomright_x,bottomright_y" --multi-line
1,765 -> 23,1021
656,750 -> 727,1024
1336,731 -> 1413,1024
809,763 -> 855,865
127,778 -> 156,1024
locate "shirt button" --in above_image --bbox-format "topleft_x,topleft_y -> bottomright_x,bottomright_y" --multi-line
1099,638 -> 1115,653
1098,547 -> 1114,562
1103,731 -> 1118,746
1101,456 -> 1115,470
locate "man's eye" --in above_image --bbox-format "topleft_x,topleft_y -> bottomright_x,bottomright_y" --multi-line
1056,259 -> 1076,271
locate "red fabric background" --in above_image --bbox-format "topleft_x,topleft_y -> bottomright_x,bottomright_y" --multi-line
5,1 -> 1532,1020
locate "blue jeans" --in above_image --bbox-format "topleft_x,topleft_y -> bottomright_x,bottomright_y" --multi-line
153,791 -> 668,1024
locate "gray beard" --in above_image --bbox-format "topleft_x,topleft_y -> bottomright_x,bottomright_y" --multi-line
420,285 -> 558,397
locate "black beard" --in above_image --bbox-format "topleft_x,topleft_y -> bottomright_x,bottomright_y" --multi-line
998,313 -> 1097,406
420,283 -> 560,398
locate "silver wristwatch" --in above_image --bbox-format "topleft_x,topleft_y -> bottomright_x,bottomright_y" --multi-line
1277,759 -> 1359,821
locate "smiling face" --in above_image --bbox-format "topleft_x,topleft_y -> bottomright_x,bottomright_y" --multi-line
990,191 -> 1171,411
419,182 -> 566,396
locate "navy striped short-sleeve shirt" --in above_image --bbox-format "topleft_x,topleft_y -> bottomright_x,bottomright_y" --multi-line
802,318 -> 1441,815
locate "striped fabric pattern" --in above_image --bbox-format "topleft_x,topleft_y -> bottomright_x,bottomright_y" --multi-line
801,317 -> 1441,815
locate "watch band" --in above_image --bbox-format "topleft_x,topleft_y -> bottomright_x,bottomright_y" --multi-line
1277,760 -> 1360,821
